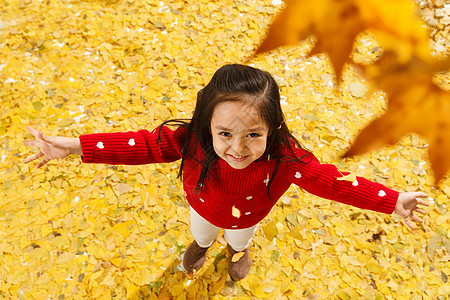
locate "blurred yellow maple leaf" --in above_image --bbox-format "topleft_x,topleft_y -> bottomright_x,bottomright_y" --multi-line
345,52 -> 450,182
256,0 -> 430,77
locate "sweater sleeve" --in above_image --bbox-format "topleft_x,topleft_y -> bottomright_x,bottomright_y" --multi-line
287,151 -> 398,214
79,125 -> 186,165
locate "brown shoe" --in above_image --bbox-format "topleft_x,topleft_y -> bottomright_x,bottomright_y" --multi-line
227,245 -> 251,281
183,240 -> 209,273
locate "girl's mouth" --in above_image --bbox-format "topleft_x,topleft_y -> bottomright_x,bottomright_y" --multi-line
228,154 -> 248,162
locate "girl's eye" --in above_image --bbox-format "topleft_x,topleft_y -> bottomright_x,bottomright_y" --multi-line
248,133 -> 261,138
219,132 -> 231,137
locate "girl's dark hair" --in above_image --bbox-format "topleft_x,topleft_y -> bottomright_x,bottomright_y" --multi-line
161,64 -> 311,199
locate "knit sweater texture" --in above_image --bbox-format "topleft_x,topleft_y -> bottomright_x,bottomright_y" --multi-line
79,125 -> 399,229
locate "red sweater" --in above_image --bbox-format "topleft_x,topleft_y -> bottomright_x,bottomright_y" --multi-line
79,125 -> 398,229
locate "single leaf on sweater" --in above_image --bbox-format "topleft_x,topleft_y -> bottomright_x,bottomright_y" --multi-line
232,205 -> 241,218
336,173 -> 357,183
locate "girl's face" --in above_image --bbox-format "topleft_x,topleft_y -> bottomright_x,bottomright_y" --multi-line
210,101 -> 270,169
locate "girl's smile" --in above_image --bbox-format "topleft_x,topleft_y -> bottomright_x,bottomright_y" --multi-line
211,101 -> 270,169
228,154 -> 248,161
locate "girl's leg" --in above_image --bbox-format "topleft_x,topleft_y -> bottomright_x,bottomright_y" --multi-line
189,206 -> 220,247
183,207 -> 220,273
223,224 -> 258,252
223,224 -> 258,280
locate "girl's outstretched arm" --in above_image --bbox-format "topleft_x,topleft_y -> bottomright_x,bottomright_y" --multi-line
22,125 -> 82,168
394,192 -> 430,229
287,149 -> 430,229
77,125 -> 185,165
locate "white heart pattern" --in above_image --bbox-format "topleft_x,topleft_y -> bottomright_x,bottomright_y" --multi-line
295,172 -> 301,179
128,138 -> 135,146
378,190 -> 386,197
96,142 -> 104,149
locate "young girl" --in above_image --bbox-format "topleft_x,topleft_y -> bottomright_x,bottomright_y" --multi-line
23,64 -> 429,281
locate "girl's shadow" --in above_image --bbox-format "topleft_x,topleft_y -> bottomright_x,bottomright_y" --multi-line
132,244 -> 240,299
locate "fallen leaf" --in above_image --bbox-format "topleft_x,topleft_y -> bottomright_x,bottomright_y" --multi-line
114,183 -> 131,195
263,220 -> 279,241
231,252 -> 245,262
427,234 -> 442,259
100,271 -> 116,286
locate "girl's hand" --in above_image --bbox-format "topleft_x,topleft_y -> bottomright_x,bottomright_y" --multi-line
22,125 -> 82,168
394,192 -> 430,229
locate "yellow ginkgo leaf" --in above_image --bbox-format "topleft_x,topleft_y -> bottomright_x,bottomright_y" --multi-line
231,252 -> 245,263
336,173 -> 357,183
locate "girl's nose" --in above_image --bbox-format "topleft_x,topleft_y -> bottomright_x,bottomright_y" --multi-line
230,136 -> 247,153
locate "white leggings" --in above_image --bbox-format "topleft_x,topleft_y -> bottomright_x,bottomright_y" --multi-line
190,207 -> 258,252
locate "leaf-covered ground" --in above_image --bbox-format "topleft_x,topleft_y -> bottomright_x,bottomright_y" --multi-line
1,0 -> 449,299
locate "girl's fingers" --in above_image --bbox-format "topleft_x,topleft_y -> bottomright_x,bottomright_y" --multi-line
404,217 -> 415,229
23,151 -> 44,163
25,125 -> 51,144
26,125 -> 40,138
414,192 -> 428,198
38,131 -> 48,142
416,199 -> 431,206
411,214 -> 423,223
415,208 -> 427,215
36,157 -> 50,168
22,140 -> 40,147
23,126 -> 58,168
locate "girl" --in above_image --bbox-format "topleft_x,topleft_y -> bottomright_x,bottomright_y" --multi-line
23,64 -> 429,281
